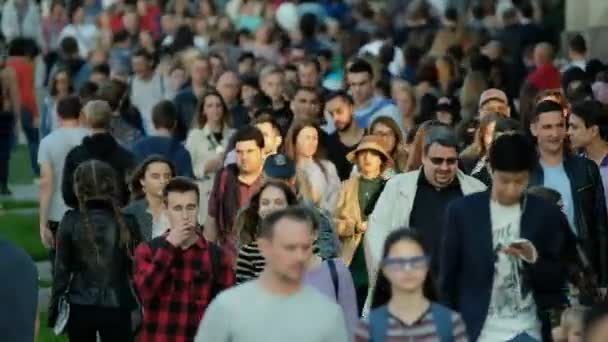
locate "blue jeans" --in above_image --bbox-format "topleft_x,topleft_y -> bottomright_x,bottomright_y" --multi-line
20,108 -> 40,176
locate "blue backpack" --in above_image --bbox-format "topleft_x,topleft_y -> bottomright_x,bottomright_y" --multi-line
369,303 -> 454,342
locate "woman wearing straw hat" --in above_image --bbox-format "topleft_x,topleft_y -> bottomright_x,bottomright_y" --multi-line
334,135 -> 393,315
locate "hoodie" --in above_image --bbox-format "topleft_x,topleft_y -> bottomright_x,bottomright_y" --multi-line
61,133 -> 135,208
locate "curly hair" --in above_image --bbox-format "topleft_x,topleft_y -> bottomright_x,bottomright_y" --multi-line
73,160 -> 132,267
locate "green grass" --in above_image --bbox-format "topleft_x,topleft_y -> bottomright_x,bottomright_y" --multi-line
9,144 -> 36,185
0,213 -> 47,261
38,311 -> 68,342
38,279 -> 53,288
0,199 -> 39,210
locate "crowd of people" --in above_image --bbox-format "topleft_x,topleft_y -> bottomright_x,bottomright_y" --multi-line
5,0 -> 608,341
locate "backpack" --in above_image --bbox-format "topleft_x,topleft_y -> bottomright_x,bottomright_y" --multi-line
369,303 -> 454,342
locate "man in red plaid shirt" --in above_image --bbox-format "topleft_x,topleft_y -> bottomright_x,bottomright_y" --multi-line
134,177 -> 236,342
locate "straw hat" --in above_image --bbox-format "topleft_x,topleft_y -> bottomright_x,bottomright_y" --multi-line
346,135 -> 393,165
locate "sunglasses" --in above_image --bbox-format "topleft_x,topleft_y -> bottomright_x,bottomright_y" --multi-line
429,157 -> 458,166
382,256 -> 430,271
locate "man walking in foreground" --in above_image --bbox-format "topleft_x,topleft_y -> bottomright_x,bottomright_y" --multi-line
195,207 -> 348,342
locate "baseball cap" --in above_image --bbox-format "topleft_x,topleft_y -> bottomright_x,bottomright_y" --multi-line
263,154 -> 296,180
479,88 -> 508,107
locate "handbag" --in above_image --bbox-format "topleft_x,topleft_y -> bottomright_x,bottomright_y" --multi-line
53,274 -> 73,336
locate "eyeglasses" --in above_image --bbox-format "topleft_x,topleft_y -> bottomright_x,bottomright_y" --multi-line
429,157 -> 458,166
382,256 -> 429,271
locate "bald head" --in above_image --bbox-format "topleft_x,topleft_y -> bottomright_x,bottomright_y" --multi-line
534,42 -> 555,66
216,71 -> 240,105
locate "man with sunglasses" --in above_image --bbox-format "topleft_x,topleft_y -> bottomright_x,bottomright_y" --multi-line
365,126 -> 486,306
440,132 -> 573,342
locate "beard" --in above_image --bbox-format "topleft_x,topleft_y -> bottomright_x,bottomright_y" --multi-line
336,119 -> 353,132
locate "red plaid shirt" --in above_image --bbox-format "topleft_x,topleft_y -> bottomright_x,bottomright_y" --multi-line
134,235 -> 235,342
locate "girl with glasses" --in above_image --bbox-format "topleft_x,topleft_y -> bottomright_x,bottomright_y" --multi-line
355,228 -> 468,341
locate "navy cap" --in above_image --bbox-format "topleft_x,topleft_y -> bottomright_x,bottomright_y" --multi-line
263,154 -> 296,180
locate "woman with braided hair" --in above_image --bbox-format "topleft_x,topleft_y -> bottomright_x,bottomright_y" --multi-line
49,159 -> 143,341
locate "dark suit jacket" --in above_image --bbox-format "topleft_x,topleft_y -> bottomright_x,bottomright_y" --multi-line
439,191 -> 569,341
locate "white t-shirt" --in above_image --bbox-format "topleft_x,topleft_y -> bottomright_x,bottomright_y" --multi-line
37,127 -> 89,222
478,200 -> 542,341
130,72 -> 167,135
195,281 -> 348,342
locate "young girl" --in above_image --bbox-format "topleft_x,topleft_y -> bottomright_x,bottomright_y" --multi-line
355,229 -> 468,341
50,160 -> 143,341
124,156 -> 176,240
235,180 -> 298,284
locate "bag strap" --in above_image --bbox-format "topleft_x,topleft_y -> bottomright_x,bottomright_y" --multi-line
430,303 -> 454,342
369,305 -> 390,342
326,259 -> 339,300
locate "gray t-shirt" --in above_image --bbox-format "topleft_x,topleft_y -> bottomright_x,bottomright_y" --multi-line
195,281 -> 348,342
37,127 -> 89,222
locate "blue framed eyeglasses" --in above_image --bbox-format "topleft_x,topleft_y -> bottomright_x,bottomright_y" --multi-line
382,256 -> 430,271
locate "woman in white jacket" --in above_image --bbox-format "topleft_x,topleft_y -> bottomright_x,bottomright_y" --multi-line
285,120 -> 341,213
185,90 -> 235,224
58,4 -> 99,58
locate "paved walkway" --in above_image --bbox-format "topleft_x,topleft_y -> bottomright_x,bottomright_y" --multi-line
5,184 -> 39,202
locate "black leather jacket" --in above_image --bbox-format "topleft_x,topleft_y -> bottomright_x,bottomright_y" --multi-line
50,202 -> 143,313
529,154 -> 608,284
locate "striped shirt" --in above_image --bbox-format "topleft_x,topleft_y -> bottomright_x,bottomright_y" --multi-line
354,307 -> 469,342
235,241 -> 266,284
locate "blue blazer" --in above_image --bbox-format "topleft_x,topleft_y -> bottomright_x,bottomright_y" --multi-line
438,191 -> 569,341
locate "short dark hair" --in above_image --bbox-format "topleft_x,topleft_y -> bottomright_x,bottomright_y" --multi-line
238,51 -> 255,63
254,113 -> 281,134
299,57 -> 321,73
113,30 -> 130,44
91,63 -> 110,77
60,37 -> 79,56
132,48 -> 153,61
152,100 -> 178,130
294,86 -> 320,99
163,177 -> 200,204
571,100 -> 608,140
233,125 -> 265,149
583,304 -> 608,341
569,34 -> 587,54
489,132 -> 537,172
493,117 -> 522,135
258,206 -> 316,240
325,90 -> 353,105
531,100 -> 564,123
57,95 -> 82,120
347,59 -> 374,77
423,125 -> 459,154
78,81 -> 99,102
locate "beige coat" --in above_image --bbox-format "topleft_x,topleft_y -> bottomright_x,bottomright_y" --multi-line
334,176 -> 365,265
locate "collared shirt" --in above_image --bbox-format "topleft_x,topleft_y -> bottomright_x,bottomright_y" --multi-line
134,234 -> 236,342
